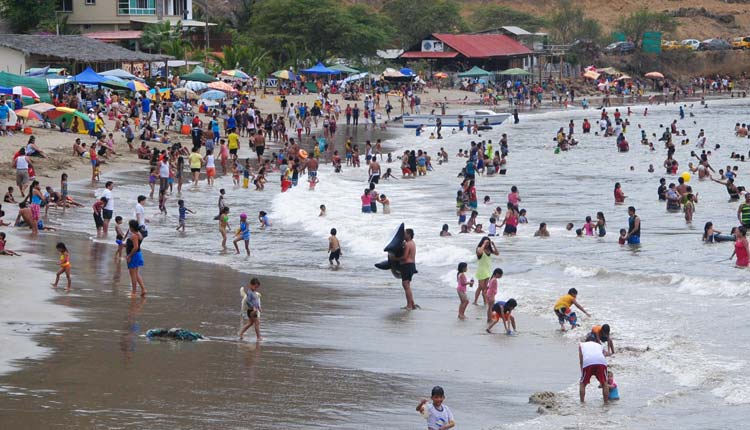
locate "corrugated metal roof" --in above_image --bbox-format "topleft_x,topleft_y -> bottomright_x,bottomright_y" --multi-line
433,33 -> 532,58
84,31 -> 143,41
400,51 -> 459,59
502,26 -> 533,36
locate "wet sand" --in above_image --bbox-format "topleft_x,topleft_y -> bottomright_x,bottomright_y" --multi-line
0,228 -> 576,429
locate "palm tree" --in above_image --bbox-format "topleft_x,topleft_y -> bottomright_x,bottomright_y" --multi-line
140,21 -> 181,54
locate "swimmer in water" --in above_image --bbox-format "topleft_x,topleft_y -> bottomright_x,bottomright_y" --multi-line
319,204 -> 326,217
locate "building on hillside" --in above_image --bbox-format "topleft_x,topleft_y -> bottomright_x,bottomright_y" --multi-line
0,34 -> 170,74
475,26 -> 548,53
399,32 -> 535,72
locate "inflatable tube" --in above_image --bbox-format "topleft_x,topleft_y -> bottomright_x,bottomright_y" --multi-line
146,328 -> 203,341
298,149 -> 308,159
713,233 -> 736,243
375,223 -> 405,279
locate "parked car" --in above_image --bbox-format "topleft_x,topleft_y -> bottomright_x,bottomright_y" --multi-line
661,40 -> 689,51
603,41 -> 635,54
732,36 -> 750,49
681,39 -> 701,50
699,38 -> 731,51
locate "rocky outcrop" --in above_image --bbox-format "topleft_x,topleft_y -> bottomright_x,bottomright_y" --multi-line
665,7 -> 736,25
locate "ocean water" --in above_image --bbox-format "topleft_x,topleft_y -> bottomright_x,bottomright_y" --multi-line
61,98 -> 750,428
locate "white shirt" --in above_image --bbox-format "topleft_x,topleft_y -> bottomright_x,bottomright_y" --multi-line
421,403 -> 454,430
159,160 -> 170,178
102,188 -> 114,211
135,203 -> 145,227
15,156 -> 28,170
580,341 -> 607,368
206,155 -> 215,168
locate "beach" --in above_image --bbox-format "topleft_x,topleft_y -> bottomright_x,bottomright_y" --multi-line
2,90 -> 750,429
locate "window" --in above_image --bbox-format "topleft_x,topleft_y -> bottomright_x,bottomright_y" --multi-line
85,0 -> 96,4
118,0 -> 156,15
59,0 -> 73,12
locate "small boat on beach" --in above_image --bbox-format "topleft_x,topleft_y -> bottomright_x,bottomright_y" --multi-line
401,109 -> 510,128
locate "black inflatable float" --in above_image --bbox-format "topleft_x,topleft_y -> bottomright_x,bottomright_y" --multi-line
146,328 -> 204,341
375,223 -> 406,279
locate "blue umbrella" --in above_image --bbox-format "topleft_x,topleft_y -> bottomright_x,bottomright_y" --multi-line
200,90 -> 227,100
400,68 -> 415,76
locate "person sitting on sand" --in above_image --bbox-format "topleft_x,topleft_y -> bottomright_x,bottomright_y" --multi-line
25,136 -> 47,158
14,202 -> 37,234
4,187 -> 16,203
137,142 -> 151,160
0,232 -> 20,256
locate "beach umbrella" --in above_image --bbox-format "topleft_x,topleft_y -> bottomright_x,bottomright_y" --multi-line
184,81 -> 209,91
645,71 -> 664,79
127,81 -> 150,92
0,85 -> 41,100
433,72 -> 449,79
43,107 -> 92,127
208,81 -> 236,92
15,108 -> 43,121
25,102 -> 56,113
200,90 -> 228,100
147,88 -> 170,100
220,69 -> 250,80
582,70 -> 600,80
615,75 -> 632,81
272,69 -> 296,80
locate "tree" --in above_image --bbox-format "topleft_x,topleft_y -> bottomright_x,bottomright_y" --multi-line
140,21 -> 181,54
382,0 -> 466,49
470,6 -> 546,33
210,44 -> 271,76
546,0 -> 602,45
616,9 -> 677,47
0,0 -> 56,33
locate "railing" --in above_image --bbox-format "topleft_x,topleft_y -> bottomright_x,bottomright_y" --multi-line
118,0 -> 156,15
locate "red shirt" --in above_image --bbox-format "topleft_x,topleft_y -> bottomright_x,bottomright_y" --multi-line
614,188 -> 625,203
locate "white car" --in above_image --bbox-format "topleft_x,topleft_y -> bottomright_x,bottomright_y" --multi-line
681,39 -> 700,50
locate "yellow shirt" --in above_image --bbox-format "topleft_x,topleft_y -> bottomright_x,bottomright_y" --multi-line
95,117 -> 104,133
189,152 -> 203,169
554,294 -> 575,311
228,133 -> 240,150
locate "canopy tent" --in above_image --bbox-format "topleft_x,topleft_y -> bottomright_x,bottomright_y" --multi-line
100,68 -> 145,82
399,67 -> 415,77
458,66 -> 492,78
329,64 -> 359,74
342,72 -> 369,83
73,67 -> 108,85
380,68 -> 413,82
499,68 -> 532,76
300,62 -> 340,75
180,65 -> 217,83
0,72 -> 50,102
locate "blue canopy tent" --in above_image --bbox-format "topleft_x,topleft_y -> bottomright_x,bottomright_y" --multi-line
301,62 -> 341,75
400,67 -> 415,77
73,67 -> 108,85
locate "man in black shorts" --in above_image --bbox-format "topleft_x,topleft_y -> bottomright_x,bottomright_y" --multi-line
400,228 -> 419,309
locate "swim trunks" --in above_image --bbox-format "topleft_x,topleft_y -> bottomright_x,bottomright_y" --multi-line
400,262 -> 417,282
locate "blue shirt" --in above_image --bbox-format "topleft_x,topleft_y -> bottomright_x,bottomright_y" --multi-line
141,98 -> 151,113
179,206 -> 187,220
239,221 -> 250,240
0,104 -> 9,120
227,116 -> 236,130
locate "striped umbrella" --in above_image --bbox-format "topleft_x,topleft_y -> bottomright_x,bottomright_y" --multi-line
220,69 -> 250,80
127,81 -> 150,92
25,102 -> 56,113
272,70 -> 296,80
433,72 -> 448,79
15,108 -> 43,121
207,81 -> 236,93
184,81 -> 209,91
0,86 -> 41,100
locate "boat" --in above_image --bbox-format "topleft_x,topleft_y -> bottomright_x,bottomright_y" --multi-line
401,109 -> 510,129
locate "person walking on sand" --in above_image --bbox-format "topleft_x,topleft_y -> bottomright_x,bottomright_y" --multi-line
474,237 -> 499,306
53,242 -> 72,291
239,278 -> 263,341
400,228 -> 419,310
126,219 -> 147,296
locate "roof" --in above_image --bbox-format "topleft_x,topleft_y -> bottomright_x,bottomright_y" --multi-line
501,26 -> 533,36
433,33 -> 533,58
84,31 -> 143,41
400,51 -> 459,59
129,17 -> 217,27
0,34 -> 171,63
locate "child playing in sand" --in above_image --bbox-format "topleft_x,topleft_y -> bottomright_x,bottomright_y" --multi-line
176,199 -> 194,232
416,386 -> 455,430
53,242 -> 71,291
233,213 -> 250,255
239,278 -> 262,341
486,298 -> 517,334
114,216 -> 125,260
0,232 -> 20,256
455,262 -> 473,319
328,228 -> 341,266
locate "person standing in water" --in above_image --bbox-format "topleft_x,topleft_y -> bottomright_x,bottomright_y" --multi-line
53,242 -> 72,291
328,228 -> 341,266
126,219 -> 147,297
401,228 -> 418,310
625,206 -> 641,245
730,226 -> 749,268
474,237 -> 499,306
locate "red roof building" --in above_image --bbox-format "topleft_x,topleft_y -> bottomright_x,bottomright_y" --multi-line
399,33 -> 535,70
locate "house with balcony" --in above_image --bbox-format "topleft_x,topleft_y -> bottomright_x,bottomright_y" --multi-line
58,0 -> 214,47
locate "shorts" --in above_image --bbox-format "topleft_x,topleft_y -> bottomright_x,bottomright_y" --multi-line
400,262 -> 417,282
30,203 -> 40,221
127,251 -> 144,269
361,206 -> 371,213
191,167 -> 200,173
16,169 -> 29,187
103,209 -> 113,220
256,146 -> 265,157
369,174 -> 379,184
93,213 -> 104,228
329,249 -> 341,262
0,118 -> 6,129
308,171 -> 317,179
627,235 -> 640,245
91,159 -> 98,167
229,148 -> 238,156
179,218 -> 186,227
580,364 -> 607,386
504,224 -> 517,235
418,165 -> 427,173
246,309 -> 258,319
207,167 -> 216,177
554,308 -> 569,324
